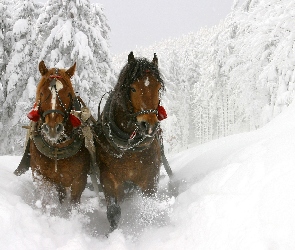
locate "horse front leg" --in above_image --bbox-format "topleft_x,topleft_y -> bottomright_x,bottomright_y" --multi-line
70,173 -> 88,207
101,172 -> 123,232
140,173 -> 159,197
56,184 -> 66,204
106,196 -> 121,232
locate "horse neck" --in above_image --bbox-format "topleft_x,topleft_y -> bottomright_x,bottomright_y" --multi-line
111,94 -> 136,134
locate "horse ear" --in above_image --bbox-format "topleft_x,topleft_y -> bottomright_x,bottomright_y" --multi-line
128,51 -> 135,63
152,53 -> 158,67
39,61 -> 48,76
66,62 -> 76,78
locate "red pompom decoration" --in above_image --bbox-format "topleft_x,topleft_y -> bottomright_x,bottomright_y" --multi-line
157,105 -> 167,121
69,114 -> 81,127
27,103 -> 40,122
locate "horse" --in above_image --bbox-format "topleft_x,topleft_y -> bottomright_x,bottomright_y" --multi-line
24,61 -> 91,208
95,52 -> 167,231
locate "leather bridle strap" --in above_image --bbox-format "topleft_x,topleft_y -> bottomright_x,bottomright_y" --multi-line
42,109 -> 66,118
130,109 -> 158,118
42,68 -> 71,120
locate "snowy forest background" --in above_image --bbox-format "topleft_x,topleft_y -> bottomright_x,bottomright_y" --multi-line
1,0 -> 295,155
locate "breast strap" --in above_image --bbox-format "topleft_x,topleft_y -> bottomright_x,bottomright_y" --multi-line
32,134 -> 83,160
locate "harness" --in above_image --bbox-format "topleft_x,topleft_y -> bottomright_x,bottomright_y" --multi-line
95,90 -> 172,177
29,68 -> 84,170
98,91 -> 159,157
32,133 -> 83,160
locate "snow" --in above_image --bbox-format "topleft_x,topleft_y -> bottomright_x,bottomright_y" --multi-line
144,77 -> 150,87
13,19 -> 29,36
72,31 -> 93,61
2,96 -> 295,249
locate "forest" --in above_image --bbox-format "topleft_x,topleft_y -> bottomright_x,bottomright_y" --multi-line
1,0 -> 295,154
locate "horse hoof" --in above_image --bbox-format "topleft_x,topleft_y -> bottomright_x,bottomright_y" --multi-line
107,203 -> 121,232
105,224 -> 119,237
13,167 -> 29,176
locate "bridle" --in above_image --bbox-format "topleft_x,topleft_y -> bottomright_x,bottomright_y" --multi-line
27,66 -> 85,172
36,68 -> 82,126
129,109 -> 158,118
40,68 -> 71,123
98,80 -> 161,156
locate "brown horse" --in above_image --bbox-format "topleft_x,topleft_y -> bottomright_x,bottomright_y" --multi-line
95,52 -> 165,231
27,61 -> 90,208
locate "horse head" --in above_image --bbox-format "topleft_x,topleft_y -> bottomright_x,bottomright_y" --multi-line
32,61 -> 80,143
124,52 -> 164,137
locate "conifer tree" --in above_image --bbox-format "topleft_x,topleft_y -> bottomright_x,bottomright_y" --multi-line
0,0 -> 114,154
0,0 -> 38,154
36,0 -> 114,111
0,0 -> 12,108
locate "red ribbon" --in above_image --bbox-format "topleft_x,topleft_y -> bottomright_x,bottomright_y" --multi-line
49,75 -> 63,79
69,114 -> 81,127
27,103 -> 40,122
157,105 -> 167,121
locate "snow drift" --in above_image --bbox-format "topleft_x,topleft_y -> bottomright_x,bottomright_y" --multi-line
1,100 -> 295,249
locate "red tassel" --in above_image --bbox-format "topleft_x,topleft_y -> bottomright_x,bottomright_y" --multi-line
27,103 -> 40,122
69,114 -> 81,127
157,105 -> 167,121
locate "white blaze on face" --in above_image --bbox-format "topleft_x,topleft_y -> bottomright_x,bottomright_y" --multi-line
50,79 -> 63,115
144,77 -> 150,87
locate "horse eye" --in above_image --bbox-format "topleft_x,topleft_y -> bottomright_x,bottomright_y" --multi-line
130,87 -> 136,93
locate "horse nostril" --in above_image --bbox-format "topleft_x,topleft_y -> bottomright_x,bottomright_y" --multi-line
42,124 -> 49,133
139,121 -> 148,131
56,123 -> 64,134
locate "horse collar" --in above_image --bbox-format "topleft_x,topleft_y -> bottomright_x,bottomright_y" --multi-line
32,133 -> 83,160
101,92 -> 156,153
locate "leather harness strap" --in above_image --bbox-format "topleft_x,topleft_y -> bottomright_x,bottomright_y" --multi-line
32,134 -> 83,160
100,91 -> 157,154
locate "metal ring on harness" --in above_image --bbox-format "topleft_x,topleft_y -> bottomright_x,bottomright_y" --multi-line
131,109 -> 158,117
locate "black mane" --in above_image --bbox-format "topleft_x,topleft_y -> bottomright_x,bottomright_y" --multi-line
115,56 -> 164,94
109,53 -> 164,115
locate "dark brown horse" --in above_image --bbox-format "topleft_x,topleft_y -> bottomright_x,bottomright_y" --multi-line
27,61 -> 90,208
95,52 -> 166,231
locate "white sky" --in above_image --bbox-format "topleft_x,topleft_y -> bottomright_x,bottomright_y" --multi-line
93,0 -> 234,54
35,0 -> 235,55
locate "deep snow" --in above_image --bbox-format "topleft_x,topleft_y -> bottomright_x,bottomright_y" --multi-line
2,101 -> 295,249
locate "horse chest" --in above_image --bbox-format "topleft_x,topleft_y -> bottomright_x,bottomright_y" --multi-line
31,142 -> 89,184
100,147 -> 161,179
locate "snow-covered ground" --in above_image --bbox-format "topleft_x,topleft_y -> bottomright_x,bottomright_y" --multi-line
2,101 -> 295,250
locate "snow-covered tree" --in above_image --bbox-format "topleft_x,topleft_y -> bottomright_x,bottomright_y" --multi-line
0,0 -> 114,155
112,0 -> 295,151
0,0 -> 13,107
36,0 -> 114,112
3,0 -> 295,155
0,0 -> 39,154
3,0 -> 37,111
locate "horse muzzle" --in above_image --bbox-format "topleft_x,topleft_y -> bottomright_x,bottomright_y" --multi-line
137,115 -> 159,137
41,123 -> 64,143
